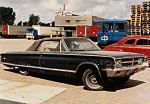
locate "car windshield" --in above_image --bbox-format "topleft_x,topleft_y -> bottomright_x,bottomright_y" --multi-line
64,38 -> 101,51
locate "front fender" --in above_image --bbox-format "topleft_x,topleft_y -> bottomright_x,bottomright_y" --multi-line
76,62 -> 102,77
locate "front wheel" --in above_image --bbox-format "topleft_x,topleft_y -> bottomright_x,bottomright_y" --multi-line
82,69 -> 107,91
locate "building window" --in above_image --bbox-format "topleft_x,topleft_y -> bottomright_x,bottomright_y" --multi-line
65,20 -> 70,23
76,20 -> 86,23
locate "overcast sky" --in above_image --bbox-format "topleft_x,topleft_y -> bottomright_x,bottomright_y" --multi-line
0,0 -> 146,24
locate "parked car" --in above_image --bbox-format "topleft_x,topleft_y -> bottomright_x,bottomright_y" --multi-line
0,37 -> 148,91
104,36 -> 150,64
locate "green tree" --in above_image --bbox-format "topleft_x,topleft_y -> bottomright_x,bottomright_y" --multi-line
23,21 -> 28,26
0,7 -> 16,25
28,14 -> 40,26
38,22 -> 46,26
52,21 -> 55,27
17,21 -> 22,26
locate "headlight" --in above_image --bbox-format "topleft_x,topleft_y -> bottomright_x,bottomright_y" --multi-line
138,58 -> 143,64
116,60 -> 122,67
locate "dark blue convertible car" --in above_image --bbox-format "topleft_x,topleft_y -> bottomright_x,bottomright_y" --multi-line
0,37 -> 148,90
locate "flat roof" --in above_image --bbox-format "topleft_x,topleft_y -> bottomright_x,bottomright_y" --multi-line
103,19 -> 126,22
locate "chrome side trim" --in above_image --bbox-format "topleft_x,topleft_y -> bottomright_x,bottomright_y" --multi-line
113,46 -> 135,48
1,62 -> 76,73
135,47 -> 150,49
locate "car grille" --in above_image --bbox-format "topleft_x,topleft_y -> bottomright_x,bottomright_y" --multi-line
116,57 -> 146,68
121,58 -> 139,66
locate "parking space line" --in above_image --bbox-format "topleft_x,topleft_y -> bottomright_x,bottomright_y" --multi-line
0,83 -> 32,93
0,79 -> 67,104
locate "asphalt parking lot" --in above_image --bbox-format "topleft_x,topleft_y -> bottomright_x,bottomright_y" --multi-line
0,38 -> 150,104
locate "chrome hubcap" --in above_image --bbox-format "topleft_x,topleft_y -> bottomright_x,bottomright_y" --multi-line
89,75 -> 98,84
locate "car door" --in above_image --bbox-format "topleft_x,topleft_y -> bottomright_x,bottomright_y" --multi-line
134,39 -> 150,62
120,39 -> 136,52
113,21 -> 126,41
65,38 -> 97,72
37,40 -> 68,70
100,22 -> 114,44
101,22 -> 114,41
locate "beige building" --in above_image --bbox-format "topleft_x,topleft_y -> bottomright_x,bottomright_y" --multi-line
55,15 -> 106,37
55,15 -> 105,27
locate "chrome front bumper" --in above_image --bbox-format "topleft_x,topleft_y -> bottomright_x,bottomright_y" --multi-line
104,62 -> 148,77
26,35 -> 34,39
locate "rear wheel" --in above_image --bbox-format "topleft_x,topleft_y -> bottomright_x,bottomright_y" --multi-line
82,69 -> 107,91
19,68 -> 28,76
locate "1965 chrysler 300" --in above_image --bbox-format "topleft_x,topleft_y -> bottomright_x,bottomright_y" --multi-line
0,37 -> 149,90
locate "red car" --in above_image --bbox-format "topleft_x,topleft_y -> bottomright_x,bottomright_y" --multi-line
104,36 -> 150,63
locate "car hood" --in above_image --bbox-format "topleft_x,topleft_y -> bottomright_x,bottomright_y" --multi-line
72,51 -> 146,59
